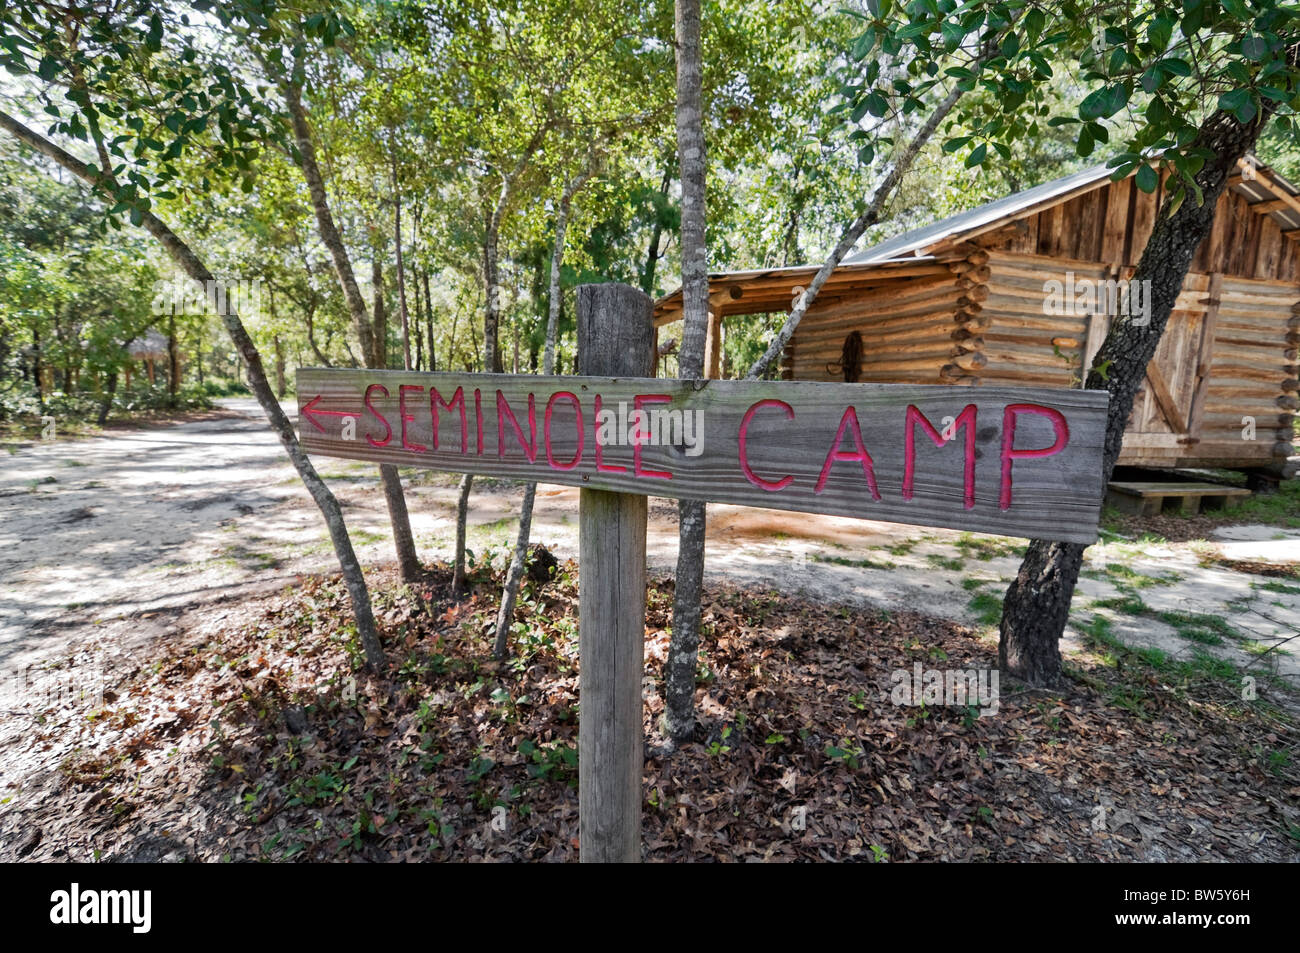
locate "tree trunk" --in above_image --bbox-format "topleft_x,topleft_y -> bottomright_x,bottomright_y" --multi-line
483,207 -> 504,373
1000,106 -> 1271,687
283,82 -> 421,583
167,313 -> 180,407
493,167 -> 595,658
640,166 -> 673,295
453,472 -> 474,595
305,307 -> 332,367
424,270 -> 436,372
392,152 -> 413,372
665,0 -> 710,747
0,108 -> 387,669
283,82 -> 376,367
274,335 -> 286,399
372,252 -> 421,583
412,265 -> 424,371
194,325 -> 204,383
744,80 -> 966,380
371,256 -> 388,370
33,326 -> 43,413
97,369 -> 117,426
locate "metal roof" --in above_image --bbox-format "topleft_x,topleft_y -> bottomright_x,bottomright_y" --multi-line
844,163 -> 1115,263
653,154 -> 1300,318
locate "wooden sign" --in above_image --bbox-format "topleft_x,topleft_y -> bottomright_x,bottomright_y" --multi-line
297,368 -> 1109,542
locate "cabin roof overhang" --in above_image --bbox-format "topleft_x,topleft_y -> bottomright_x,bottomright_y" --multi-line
653,155 -> 1300,326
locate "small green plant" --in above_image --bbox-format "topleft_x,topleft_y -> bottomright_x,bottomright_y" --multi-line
868,843 -> 888,862
518,740 -> 578,786
1159,610 -> 1239,646
706,724 -> 733,757
825,739 -> 864,769
905,703 -> 930,728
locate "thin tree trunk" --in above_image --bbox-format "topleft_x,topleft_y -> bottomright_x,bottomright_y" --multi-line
744,81 -> 965,380
371,255 -> 388,369
483,206 -> 504,373
452,472 -> 474,595
304,307 -> 331,367
372,253 -> 421,583
283,82 -> 376,367
493,167 -> 596,659
33,327 -> 43,413
284,81 -> 421,583
392,152 -> 413,372
412,265 -> 424,371
424,270 -> 436,372
274,335 -> 286,399
0,108 -> 387,669
167,312 -> 180,407
665,0 -> 710,746
1000,106 -> 1272,687
97,369 -> 117,426
194,325 -> 204,383
640,166 -> 673,295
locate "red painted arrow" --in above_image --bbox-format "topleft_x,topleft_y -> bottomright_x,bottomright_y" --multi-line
301,394 -> 357,433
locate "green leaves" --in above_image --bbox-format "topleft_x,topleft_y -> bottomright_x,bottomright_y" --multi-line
1135,163 -> 1158,194
146,12 -> 163,54
1079,84 -> 1129,122
1218,88 -> 1258,124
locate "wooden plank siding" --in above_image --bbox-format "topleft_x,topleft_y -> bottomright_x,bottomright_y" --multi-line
694,167 -> 1300,473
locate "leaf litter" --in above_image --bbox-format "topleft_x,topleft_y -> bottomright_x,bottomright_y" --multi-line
1,550 -> 1296,862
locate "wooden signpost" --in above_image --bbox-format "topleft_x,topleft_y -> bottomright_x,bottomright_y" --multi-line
295,283 -> 1110,862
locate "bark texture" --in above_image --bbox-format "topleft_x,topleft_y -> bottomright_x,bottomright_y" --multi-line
493,168 -> 595,658
284,81 -> 421,583
665,0 -> 710,746
1000,107 -> 1271,687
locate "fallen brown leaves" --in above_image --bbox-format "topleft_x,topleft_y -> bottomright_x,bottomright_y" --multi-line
1,554 -> 1297,862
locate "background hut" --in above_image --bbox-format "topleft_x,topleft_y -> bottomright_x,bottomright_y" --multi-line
124,325 -> 172,387
655,157 -> 1300,487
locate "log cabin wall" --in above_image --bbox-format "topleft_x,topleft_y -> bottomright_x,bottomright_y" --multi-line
781,171 -> 1297,471
781,248 -> 990,385
960,174 -> 1299,469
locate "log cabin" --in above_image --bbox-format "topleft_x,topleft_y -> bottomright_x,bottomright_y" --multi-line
653,157 -> 1300,481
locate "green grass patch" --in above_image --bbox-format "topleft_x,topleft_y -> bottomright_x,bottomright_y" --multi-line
1255,579 -> 1300,596
1157,610 -> 1241,646
967,592 -> 1002,626
812,552 -> 893,571
1099,563 -> 1178,589
925,553 -> 965,572
1089,593 -> 1150,616
953,532 -> 1025,560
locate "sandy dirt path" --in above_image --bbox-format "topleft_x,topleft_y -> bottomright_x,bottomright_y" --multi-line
1,398 -> 1296,711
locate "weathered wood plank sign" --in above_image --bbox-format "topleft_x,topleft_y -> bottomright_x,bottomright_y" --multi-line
294,282 -> 1110,864
296,371 -> 1108,543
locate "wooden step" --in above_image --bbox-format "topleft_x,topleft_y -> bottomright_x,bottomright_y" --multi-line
1106,481 -> 1253,516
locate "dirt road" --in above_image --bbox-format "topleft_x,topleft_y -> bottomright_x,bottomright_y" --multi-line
1,398 -> 1296,706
